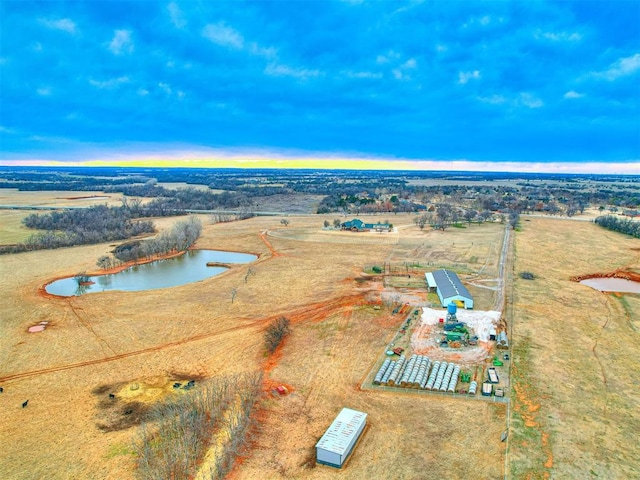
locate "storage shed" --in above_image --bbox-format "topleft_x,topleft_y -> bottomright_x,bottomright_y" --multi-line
424,272 -> 437,292
428,269 -> 474,309
316,408 -> 367,468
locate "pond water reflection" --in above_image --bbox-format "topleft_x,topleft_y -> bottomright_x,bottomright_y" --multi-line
579,277 -> 640,294
45,250 -> 257,297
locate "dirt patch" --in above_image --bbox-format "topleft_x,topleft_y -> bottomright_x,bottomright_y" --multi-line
93,373 -> 208,431
571,268 -> 640,283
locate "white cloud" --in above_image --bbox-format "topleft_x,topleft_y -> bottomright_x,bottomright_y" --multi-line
158,82 -> 172,94
89,76 -> 130,89
37,87 -> 51,96
265,63 -> 321,79
388,57 -> 417,80
202,22 -> 244,49
593,53 -> 640,81
564,90 -> 584,99
403,58 -> 417,69
459,70 -> 480,84
462,15 -> 504,28
32,42 -> 43,52
249,42 -> 277,59
110,30 -> 134,55
0,125 -> 17,134
476,92 -> 542,108
137,88 -> 149,96
376,50 -> 400,64
519,92 -> 544,108
435,44 -> 448,53
536,30 -> 582,42
40,18 -> 77,34
477,94 -> 506,105
345,71 -> 383,79
167,2 -> 186,28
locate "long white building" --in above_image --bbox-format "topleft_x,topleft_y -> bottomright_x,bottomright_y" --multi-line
316,407 -> 367,468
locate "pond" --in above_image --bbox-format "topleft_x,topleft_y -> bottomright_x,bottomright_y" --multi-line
579,277 -> 640,294
45,249 -> 257,297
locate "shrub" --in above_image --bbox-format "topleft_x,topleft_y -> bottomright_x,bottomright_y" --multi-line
519,271 -> 535,280
265,317 -> 291,354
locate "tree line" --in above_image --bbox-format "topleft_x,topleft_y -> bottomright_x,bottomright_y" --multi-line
595,215 -> 640,238
135,372 -> 263,480
0,204 -> 155,254
96,217 -> 202,266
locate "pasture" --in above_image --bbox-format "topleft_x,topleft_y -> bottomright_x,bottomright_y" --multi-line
0,200 -> 637,479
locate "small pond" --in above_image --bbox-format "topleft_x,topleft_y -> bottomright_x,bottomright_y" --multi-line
45,249 -> 257,297
579,277 -> 640,294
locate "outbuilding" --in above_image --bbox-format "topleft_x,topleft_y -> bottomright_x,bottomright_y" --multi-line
316,407 -> 367,468
426,269 -> 474,309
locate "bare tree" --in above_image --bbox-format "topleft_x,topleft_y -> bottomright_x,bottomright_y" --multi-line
464,209 -> 477,225
435,203 -> 452,230
231,288 -> 237,303
280,219 -> 290,227
265,317 -> 291,354
96,255 -> 113,270
244,268 -> 254,284
414,214 -> 429,230
508,209 -> 520,229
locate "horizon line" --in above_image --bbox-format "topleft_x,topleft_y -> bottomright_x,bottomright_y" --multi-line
1,154 -> 639,175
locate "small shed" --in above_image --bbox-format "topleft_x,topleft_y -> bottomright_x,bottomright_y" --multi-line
316,408 -> 367,468
424,272 -> 437,292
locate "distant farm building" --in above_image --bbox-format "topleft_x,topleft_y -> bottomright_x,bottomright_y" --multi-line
426,269 -> 474,309
341,218 -> 391,232
316,407 -> 367,468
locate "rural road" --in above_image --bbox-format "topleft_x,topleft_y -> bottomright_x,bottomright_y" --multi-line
495,225 -> 511,311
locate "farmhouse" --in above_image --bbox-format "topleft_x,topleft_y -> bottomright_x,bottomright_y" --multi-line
426,269 -> 474,309
341,218 -> 391,232
316,407 -> 367,468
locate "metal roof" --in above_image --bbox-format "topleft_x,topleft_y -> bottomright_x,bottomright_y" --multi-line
431,269 -> 472,300
424,272 -> 437,288
315,408 -> 367,455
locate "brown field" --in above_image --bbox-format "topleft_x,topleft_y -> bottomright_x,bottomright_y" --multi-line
0,200 -> 638,479
0,189 -> 130,208
509,218 -> 640,479
0,190 -> 146,244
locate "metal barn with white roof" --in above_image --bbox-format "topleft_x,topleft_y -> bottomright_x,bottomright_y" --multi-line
315,407 -> 367,468
427,269 -> 474,309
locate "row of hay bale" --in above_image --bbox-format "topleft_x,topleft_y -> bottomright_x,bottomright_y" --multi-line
469,381 -> 478,395
373,355 -> 461,393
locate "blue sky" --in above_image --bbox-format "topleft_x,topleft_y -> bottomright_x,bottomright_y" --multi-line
1,0 -> 639,173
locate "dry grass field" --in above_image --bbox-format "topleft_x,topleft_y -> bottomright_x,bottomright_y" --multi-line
1,196 -> 637,479
509,217 -> 640,479
0,189 -> 145,244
